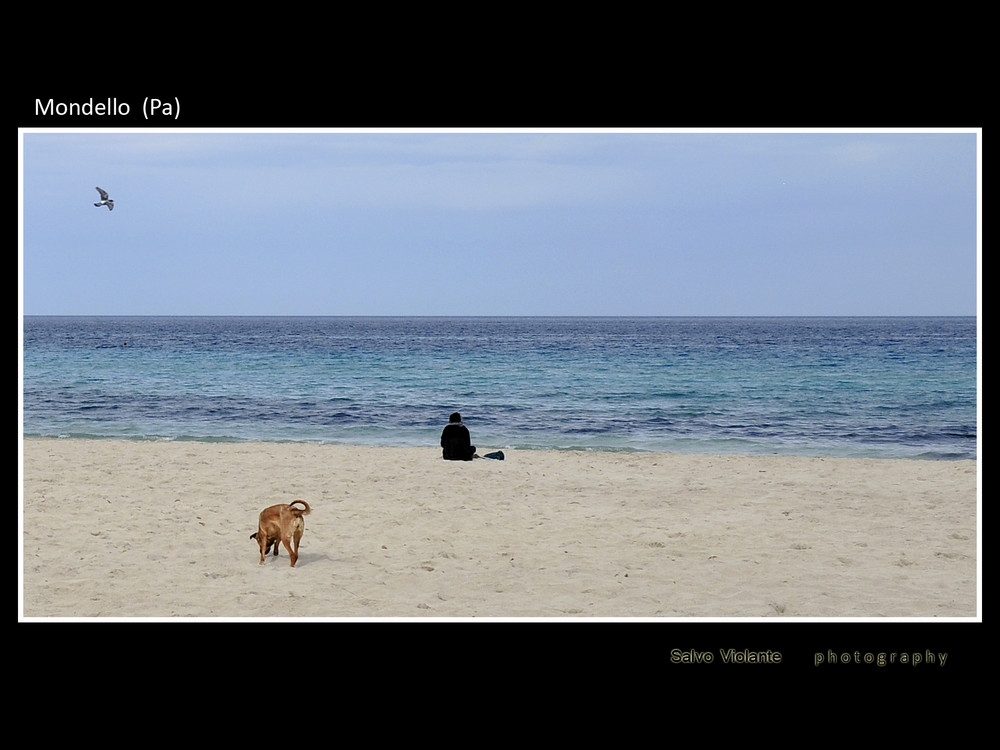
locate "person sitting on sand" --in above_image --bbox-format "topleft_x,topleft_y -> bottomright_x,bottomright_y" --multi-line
441,412 -> 478,461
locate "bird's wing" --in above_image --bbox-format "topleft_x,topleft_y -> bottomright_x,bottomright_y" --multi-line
96,187 -> 109,200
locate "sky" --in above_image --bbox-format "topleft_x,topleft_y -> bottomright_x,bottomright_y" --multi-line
18,129 -> 980,316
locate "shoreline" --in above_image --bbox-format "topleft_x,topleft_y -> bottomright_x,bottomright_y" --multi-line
20,438 -> 979,619
19,433 -> 975,462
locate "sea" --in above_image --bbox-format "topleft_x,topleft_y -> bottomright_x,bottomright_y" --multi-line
20,316 -> 978,461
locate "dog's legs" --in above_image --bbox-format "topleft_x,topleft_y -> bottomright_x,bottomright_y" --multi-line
282,535 -> 298,567
256,532 -> 278,564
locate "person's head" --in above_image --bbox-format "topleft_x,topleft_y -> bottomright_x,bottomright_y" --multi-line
449,412 -> 462,423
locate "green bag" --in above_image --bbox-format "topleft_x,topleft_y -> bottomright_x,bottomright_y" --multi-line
483,450 -> 505,460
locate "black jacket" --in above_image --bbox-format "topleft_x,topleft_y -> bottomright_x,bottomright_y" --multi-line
441,422 -> 476,460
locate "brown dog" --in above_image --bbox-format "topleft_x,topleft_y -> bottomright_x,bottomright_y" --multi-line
250,500 -> 311,567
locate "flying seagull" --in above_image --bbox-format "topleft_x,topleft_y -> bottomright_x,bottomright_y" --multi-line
94,187 -> 114,211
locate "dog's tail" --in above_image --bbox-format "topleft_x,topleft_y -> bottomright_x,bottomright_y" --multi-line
290,500 -> 311,516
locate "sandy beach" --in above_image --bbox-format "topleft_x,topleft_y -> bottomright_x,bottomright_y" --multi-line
19,438 -> 979,619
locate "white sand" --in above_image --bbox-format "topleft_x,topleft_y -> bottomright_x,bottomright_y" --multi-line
20,438 -> 979,619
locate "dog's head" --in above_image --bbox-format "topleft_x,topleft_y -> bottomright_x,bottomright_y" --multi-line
250,532 -> 278,555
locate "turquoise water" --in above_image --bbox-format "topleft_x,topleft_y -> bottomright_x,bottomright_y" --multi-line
21,316 -> 977,459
